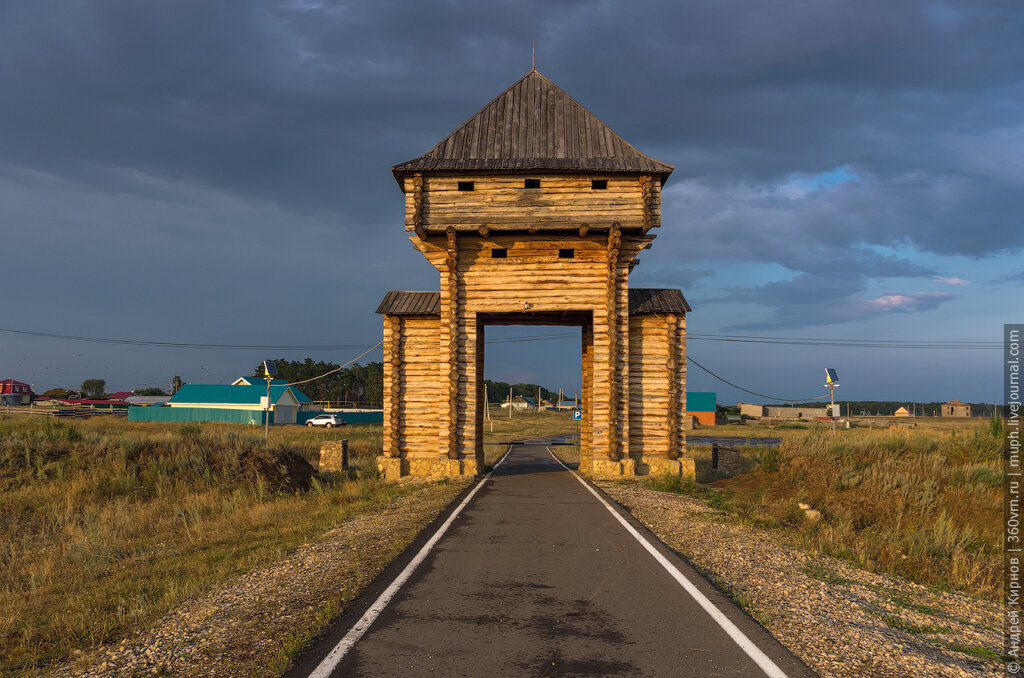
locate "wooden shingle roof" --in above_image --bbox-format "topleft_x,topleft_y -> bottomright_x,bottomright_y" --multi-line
376,288 -> 690,316
392,70 -> 673,181
376,290 -> 442,315
628,288 -> 692,314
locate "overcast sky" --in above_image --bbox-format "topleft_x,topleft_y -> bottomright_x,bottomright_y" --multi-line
1,0 -> 1020,404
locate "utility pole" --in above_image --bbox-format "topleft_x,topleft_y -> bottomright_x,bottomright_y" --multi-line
508,386 -> 513,419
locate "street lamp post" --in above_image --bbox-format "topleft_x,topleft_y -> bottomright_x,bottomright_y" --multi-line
825,368 -> 840,434
262,361 -> 278,442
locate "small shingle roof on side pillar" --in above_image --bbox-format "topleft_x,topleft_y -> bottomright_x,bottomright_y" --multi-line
376,291 -> 442,315
392,69 -> 673,185
376,289 -> 690,316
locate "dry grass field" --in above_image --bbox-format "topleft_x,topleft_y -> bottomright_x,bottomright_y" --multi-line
0,414 -> 412,676
652,422 -> 1004,600
4,406 -> 999,673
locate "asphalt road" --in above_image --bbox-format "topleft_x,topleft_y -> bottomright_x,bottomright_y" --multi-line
289,442 -> 818,677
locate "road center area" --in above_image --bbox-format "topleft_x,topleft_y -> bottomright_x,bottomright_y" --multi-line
291,442 -> 817,677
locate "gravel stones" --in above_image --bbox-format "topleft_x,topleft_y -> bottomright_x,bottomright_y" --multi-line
54,480 -> 470,678
597,481 -> 1003,678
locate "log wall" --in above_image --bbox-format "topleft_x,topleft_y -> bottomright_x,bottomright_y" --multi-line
380,171 -> 689,480
404,174 -> 660,233
381,316 -> 441,459
628,313 -> 687,463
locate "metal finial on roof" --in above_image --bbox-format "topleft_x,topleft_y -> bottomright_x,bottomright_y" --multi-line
532,41 -> 535,71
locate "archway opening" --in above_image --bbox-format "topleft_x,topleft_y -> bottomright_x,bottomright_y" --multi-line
475,312 -> 591,471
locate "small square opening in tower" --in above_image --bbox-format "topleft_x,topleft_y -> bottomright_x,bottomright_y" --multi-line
458,181 -> 474,191
491,248 -> 507,259
558,248 -> 575,259
591,179 -> 607,190
524,179 -> 540,189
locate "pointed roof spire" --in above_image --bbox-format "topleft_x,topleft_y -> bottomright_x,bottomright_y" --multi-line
393,70 -> 673,181
532,42 -> 536,71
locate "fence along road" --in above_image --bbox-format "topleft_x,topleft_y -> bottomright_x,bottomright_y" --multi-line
290,441 -> 818,677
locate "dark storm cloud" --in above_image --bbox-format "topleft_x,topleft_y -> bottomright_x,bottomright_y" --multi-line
0,0 -> 1021,387
711,273 -> 959,331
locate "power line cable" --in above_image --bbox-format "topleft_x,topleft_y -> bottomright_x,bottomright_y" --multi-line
0,327 -> 371,351
285,342 -> 385,387
1,325 -> 999,350
688,333 -> 1000,349
686,356 -> 829,402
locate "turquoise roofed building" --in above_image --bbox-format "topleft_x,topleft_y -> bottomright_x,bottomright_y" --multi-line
129,380 -> 314,425
166,384 -> 304,424
231,376 -> 314,407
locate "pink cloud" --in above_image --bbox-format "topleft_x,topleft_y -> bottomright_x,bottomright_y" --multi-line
934,276 -> 970,286
866,292 -> 957,312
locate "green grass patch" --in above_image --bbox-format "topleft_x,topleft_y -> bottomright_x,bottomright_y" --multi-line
872,612 -> 952,635
800,560 -> 853,586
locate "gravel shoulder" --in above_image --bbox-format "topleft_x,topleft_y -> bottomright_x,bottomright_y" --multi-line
55,479 -> 471,678
597,481 -> 1004,678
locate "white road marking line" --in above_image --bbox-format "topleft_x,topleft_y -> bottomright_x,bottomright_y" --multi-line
306,446 -> 511,678
546,448 -> 792,678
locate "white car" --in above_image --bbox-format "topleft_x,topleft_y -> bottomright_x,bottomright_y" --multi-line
306,413 -> 346,428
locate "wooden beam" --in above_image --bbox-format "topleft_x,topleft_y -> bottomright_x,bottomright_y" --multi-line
606,222 -> 622,461
412,173 -> 424,234
640,174 -> 653,234
389,316 -> 403,458
666,313 -> 679,460
444,227 -> 460,460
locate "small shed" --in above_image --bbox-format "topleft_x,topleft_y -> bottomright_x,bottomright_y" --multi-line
686,391 -> 716,427
0,379 -> 32,405
500,395 -> 536,411
737,402 -> 766,419
894,406 -> 911,417
941,400 -> 971,417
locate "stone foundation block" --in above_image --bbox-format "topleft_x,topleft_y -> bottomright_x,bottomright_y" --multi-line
376,456 -> 406,482
319,440 -> 349,473
590,457 -> 637,478
643,456 -> 696,479
377,455 -> 480,481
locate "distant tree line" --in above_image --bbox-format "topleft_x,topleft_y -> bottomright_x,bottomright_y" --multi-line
251,359 -> 384,406
483,380 -> 562,405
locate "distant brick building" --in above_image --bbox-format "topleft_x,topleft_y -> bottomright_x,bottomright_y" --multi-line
941,400 -> 971,417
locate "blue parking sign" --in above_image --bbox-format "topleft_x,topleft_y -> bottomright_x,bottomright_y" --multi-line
572,409 -> 582,420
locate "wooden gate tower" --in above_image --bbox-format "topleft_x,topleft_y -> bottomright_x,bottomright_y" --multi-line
376,69 -> 693,481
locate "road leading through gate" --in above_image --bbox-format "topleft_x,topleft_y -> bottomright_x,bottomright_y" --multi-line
291,441 -> 818,678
